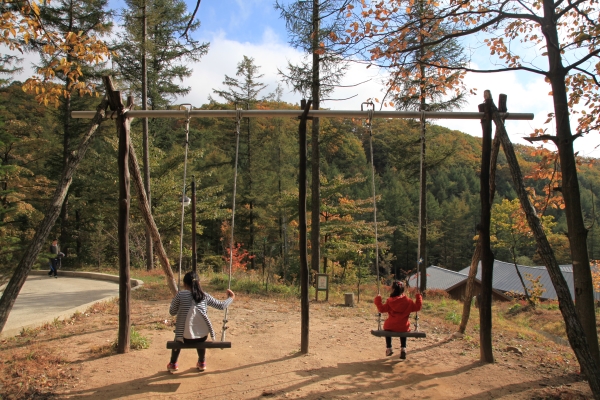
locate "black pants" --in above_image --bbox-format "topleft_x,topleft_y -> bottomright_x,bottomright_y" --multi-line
386,336 -> 407,348
170,336 -> 208,364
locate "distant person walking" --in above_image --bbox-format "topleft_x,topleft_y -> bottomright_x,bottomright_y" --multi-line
48,239 -> 64,278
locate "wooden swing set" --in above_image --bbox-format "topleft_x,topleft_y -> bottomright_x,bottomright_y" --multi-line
72,76 -> 534,355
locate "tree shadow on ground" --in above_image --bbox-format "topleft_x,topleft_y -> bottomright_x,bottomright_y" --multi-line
63,352 -> 303,399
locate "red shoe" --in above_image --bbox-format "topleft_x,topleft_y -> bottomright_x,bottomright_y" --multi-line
197,361 -> 206,372
167,362 -> 178,373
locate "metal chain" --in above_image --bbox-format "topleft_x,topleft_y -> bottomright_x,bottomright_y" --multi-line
363,102 -> 382,330
221,108 -> 242,342
177,104 -> 191,290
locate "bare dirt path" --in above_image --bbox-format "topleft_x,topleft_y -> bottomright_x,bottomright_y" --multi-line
47,296 -> 591,400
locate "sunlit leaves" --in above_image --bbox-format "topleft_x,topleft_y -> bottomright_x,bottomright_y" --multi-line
1,0 -> 111,105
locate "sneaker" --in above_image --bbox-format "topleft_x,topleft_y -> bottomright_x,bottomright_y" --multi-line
400,350 -> 407,360
385,348 -> 393,357
167,362 -> 178,373
197,361 -> 206,372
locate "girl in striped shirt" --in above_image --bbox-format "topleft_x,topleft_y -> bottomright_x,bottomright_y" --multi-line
167,271 -> 235,372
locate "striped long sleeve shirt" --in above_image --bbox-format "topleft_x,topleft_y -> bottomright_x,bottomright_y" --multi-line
170,290 -> 233,341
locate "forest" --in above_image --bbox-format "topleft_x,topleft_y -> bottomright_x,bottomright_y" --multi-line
2,74 -> 600,285
1,0 -> 600,396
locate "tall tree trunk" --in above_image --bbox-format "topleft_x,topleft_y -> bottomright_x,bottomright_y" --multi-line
417,11 -> 427,293
60,90 -> 71,256
549,64 -> 599,364
248,114 -> 255,270
479,97 -> 494,363
542,0 -> 599,363
310,0 -> 321,275
142,0 -> 153,271
490,93 -> 600,397
417,111 -> 427,292
75,209 -> 81,264
299,99 -> 312,354
0,97 -> 109,334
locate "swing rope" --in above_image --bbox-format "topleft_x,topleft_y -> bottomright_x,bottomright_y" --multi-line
362,102 -> 382,330
221,108 -> 242,342
177,105 -> 192,290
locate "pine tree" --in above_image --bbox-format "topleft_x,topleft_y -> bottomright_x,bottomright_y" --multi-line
36,0 -> 113,257
212,56 -> 268,270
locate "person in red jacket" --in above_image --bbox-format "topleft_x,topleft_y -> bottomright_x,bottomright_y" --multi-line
374,280 -> 423,359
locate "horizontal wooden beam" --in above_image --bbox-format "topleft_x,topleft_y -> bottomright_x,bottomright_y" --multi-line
72,109 -> 534,121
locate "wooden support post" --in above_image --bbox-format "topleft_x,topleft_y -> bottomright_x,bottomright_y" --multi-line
299,99 -> 312,354
105,75 -> 134,355
458,100 -> 502,335
479,93 -> 494,363
191,177 -> 197,273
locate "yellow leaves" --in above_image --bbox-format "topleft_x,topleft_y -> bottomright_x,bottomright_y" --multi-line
30,1 -> 41,17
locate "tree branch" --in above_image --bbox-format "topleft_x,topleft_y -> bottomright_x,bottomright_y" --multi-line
524,135 -> 558,143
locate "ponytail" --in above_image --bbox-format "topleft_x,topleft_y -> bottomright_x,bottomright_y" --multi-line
390,280 -> 405,297
183,271 -> 205,303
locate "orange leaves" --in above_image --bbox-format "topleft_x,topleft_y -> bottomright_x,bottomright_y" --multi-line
4,1 -> 110,106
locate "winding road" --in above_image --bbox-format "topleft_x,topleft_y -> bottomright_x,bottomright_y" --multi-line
1,272 -> 121,338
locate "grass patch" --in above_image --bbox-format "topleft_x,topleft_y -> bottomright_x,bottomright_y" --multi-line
210,273 -> 300,298
445,310 -> 461,325
89,326 -> 151,358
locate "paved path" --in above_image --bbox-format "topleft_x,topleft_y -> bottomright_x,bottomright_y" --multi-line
2,274 -> 119,338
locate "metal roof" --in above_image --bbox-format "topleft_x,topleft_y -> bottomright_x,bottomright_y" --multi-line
457,261 -> 600,301
407,266 -> 468,290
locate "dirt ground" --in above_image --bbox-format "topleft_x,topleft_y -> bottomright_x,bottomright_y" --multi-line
1,292 -> 594,399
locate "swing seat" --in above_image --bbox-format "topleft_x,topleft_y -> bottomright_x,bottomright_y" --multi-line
370,330 -> 426,338
166,341 -> 231,349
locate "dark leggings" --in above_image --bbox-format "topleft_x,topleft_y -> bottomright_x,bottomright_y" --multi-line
386,336 -> 407,348
170,336 -> 207,364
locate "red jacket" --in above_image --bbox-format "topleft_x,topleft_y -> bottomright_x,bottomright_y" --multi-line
374,293 -> 423,332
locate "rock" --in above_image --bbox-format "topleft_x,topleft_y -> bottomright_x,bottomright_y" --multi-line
506,346 -> 523,355
450,332 -> 464,340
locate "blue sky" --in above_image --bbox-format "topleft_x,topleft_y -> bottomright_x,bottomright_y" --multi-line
170,0 -> 600,158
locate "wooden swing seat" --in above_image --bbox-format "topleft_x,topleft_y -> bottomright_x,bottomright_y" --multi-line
166,341 -> 231,349
371,330 -> 426,338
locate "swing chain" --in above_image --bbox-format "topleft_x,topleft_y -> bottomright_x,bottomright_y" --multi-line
222,108 -> 242,342
176,104 -> 193,290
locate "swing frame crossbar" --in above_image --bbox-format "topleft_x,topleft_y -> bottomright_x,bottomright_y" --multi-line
370,330 -> 426,338
166,341 -> 232,349
72,109 -> 533,121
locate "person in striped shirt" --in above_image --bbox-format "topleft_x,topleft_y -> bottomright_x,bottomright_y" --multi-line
167,271 -> 235,372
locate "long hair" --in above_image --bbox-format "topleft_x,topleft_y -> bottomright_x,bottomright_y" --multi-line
183,271 -> 205,303
390,280 -> 405,297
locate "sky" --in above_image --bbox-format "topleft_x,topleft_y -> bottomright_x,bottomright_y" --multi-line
8,0 -> 600,158
174,0 -> 600,158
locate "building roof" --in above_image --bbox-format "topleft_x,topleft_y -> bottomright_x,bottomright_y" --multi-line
457,260 -> 600,301
407,265 -> 468,291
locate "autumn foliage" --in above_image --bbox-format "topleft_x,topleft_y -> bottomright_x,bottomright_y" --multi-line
1,0 -> 111,106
